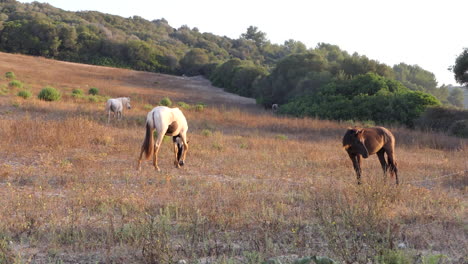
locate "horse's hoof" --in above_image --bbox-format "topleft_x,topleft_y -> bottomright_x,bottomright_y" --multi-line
179,160 -> 185,166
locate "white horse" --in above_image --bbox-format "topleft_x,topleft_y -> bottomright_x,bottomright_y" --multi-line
105,97 -> 131,123
137,106 -> 189,172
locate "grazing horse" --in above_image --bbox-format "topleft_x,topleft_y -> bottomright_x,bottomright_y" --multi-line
342,126 -> 399,184
272,104 -> 279,112
137,106 -> 189,172
105,97 -> 131,123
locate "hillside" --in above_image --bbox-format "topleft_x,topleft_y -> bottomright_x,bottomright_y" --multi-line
0,53 -> 467,263
1,0 -> 466,122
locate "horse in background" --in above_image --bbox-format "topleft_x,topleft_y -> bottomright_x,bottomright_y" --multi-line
137,106 -> 189,172
105,97 -> 131,123
342,126 -> 399,184
272,104 -> 279,112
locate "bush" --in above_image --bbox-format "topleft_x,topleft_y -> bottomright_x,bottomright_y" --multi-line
8,80 -> 23,88
159,97 -> 172,106
88,87 -> 99,95
416,106 -> 468,138
38,86 -> 61,101
17,90 -> 32,99
5,71 -> 15,79
72,89 -> 84,95
143,104 -> 154,111
88,95 -> 99,102
177,101 -> 190,109
195,103 -> 205,112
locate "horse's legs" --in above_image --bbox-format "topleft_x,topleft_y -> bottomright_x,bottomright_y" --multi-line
180,133 -> 189,166
108,111 -> 111,123
152,129 -> 166,172
387,151 -> 399,185
348,153 -> 362,184
172,139 -> 180,168
377,149 -> 388,179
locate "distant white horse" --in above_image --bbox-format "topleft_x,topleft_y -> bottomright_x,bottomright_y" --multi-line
105,97 -> 131,123
272,104 -> 279,112
137,106 -> 189,172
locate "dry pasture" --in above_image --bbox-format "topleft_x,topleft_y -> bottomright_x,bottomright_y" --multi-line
0,52 -> 466,263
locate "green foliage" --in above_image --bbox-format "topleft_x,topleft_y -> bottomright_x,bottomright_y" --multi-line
375,250 -> 414,264
447,87 -> 464,107
72,88 -> 84,95
201,129 -> 212,137
17,90 -> 32,99
143,104 -> 154,111
194,103 -> 205,112
279,73 -> 440,127
8,79 -> 23,88
0,235 -> 14,264
38,86 -> 61,101
179,48 -> 210,76
416,106 -> 468,138
393,63 -> 437,91
87,95 -> 98,102
453,48 -> 468,86
275,134 -> 288,140
5,71 -> 15,79
159,97 -> 172,106
177,101 -> 190,109
88,87 -> 99,95
421,254 -> 448,264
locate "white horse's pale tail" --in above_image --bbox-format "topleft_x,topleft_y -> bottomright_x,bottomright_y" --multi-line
105,97 -> 131,123
137,106 -> 189,171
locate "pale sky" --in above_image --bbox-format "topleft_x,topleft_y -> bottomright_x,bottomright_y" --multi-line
17,0 -> 468,86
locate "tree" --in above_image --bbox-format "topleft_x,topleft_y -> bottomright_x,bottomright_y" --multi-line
241,26 -> 267,48
179,48 -> 210,76
447,87 -> 464,108
453,48 -> 468,87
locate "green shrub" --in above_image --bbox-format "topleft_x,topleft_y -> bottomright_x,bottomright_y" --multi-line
375,250 -> 414,264
17,90 -> 32,99
449,120 -> 468,138
8,80 -> 23,88
143,104 -> 154,111
5,71 -> 15,79
201,129 -> 212,137
177,101 -> 190,109
159,97 -> 172,106
88,95 -> 99,102
416,106 -> 468,138
88,87 -> 99,95
72,89 -> 84,95
275,134 -> 288,140
38,86 -> 61,101
194,103 -> 205,112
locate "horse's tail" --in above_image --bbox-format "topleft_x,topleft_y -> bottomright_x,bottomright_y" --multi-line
142,122 -> 154,159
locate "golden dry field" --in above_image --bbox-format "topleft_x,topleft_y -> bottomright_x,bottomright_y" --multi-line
0,52 -> 466,263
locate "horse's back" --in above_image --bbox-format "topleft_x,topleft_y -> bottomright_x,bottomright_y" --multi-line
364,126 -> 395,154
148,106 -> 188,134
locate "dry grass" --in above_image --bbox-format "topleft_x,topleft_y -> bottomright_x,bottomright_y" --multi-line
0,52 -> 467,263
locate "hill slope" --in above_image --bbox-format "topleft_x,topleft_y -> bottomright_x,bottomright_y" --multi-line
0,53 -> 466,263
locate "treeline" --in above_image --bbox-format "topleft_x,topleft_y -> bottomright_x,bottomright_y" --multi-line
0,0 -> 465,128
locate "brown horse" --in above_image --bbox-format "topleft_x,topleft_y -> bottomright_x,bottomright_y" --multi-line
342,126 -> 398,184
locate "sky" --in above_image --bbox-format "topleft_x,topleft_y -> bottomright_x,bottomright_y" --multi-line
17,0 -> 468,86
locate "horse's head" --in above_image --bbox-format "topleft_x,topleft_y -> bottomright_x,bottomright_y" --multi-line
174,136 -> 186,166
343,128 -> 369,158
124,97 -> 131,109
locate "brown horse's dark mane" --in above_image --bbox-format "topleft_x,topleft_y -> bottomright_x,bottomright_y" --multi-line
342,127 -> 359,147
